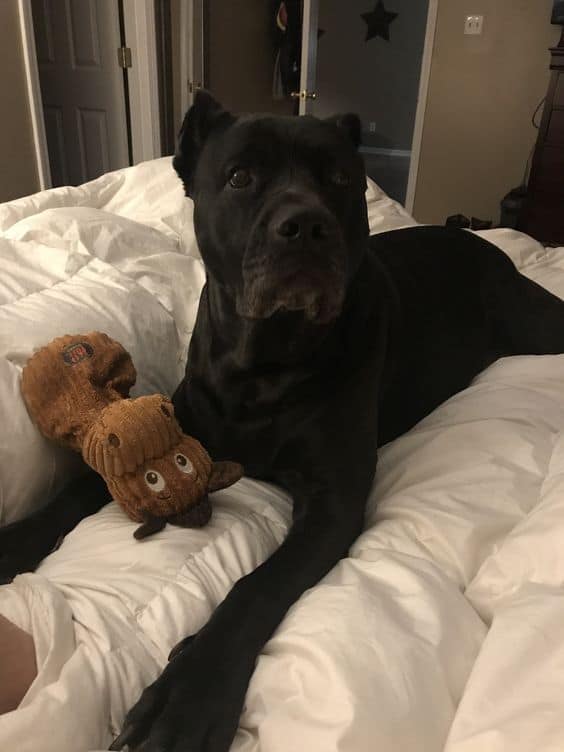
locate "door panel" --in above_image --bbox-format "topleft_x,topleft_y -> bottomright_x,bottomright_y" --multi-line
32,0 -> 130,187
43,106 -> 68,186
76,108 -> 110,178
68,0 -> 101,68
33,0 -> 56,65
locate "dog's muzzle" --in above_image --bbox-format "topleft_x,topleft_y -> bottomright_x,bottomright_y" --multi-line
238,202 -> 347,324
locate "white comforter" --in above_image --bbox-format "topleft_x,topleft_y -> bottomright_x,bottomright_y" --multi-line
1,158 -> 564,752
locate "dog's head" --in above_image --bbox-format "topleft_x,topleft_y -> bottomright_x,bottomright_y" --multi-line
173,91 -> 369,325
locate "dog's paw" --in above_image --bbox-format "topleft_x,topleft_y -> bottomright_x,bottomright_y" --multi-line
110,628 -> 253,752
0,515 -> 60,583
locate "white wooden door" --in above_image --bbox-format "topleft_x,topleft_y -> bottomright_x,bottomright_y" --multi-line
297,0 -> 319,115
32,0 -> 130,186
182,0 -> 204,110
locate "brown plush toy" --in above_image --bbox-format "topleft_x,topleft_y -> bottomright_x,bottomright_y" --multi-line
21,332 -> 243,539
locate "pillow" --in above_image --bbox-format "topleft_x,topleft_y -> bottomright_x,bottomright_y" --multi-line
0,209 -> 204,524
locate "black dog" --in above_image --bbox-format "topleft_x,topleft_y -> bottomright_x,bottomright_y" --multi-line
2,91 -> 564,751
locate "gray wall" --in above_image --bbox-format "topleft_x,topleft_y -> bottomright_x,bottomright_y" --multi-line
313,0 -> 429,150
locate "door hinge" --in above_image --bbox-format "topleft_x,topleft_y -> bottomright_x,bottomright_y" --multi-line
117,46 -> 132,69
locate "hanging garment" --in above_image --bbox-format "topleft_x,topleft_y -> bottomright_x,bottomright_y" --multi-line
271,1 -> 302,99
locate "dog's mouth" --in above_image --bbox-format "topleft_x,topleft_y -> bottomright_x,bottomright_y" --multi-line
238,262 -> 346,324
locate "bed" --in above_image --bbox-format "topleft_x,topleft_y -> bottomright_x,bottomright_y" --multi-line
1,158 -> 564,751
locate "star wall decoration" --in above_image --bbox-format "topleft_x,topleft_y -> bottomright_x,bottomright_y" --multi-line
361,0 -> 399,42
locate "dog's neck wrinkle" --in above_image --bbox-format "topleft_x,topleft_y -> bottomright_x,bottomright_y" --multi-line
177,255 -> 391,458
204,277 -> 342,370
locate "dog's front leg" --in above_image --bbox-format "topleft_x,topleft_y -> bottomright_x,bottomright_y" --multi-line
110,482 -> 367,752
0,470 -> 111,583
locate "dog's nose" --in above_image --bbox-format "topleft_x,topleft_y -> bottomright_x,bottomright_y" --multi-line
273,209 -> 332,243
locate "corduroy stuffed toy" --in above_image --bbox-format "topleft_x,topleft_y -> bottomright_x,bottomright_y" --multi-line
21,332 -> 243,539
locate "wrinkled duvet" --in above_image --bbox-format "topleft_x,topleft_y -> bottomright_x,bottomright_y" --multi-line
1,158 -> 564,751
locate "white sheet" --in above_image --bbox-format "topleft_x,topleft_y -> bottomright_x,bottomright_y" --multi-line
1,158 -> 564,752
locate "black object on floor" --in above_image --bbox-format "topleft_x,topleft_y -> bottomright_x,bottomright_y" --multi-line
470,217 -> 493,231
445,214 -> 471,229
500,185 -> 528,229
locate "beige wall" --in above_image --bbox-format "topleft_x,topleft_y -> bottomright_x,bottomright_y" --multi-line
413,1 -> 560,225
0,1 -> 39,203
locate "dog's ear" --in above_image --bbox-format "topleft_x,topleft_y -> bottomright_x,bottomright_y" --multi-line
326,113 -> 362,150
173,90 -> 234,196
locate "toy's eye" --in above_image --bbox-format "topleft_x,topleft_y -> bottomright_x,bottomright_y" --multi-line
175,453 -> 194,474
144,470 -> 166,492
331,170 -> 350,187
228,168 -> 252,189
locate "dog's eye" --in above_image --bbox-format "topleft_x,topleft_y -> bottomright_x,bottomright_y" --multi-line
331,170 -> 350,187
144,470 -> 166,492
175,453 -> 194,474
228,168 -> 252,189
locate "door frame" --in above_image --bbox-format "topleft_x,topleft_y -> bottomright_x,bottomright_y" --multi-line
123,0 -> 161,163
404,0 -> 438,214
18,0 -> 162,191
178,0 -> 193,117
18,0 -> 50,190
178,0 -> 204,114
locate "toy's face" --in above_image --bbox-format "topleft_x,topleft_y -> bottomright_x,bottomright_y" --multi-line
108,435 -> 212,526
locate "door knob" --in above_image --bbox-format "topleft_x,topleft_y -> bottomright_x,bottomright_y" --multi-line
290,90 -> 317,100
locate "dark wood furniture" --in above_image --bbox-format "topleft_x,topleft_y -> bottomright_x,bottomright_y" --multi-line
520,29 -> 564,245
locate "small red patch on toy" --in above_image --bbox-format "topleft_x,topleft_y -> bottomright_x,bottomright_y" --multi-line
62,342 -> 94,366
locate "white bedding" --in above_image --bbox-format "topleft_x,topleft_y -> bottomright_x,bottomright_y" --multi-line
1,158 -> 564,751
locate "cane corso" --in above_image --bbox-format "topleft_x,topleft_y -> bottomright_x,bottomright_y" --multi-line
2,91 -> 564,751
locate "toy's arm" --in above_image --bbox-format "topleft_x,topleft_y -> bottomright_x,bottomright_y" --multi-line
0,470 -> 111,583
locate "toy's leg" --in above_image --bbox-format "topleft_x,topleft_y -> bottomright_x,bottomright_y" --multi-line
134,515 -> 167,540
0,613 -> 37,713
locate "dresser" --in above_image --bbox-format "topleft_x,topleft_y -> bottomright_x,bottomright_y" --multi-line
519,30 -> 564,245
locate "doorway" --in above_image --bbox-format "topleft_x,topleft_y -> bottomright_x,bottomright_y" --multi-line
311,0 -> 432,205
30,0 -> 131,187
167,0 -> 437,211
19,0 -> 162,190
